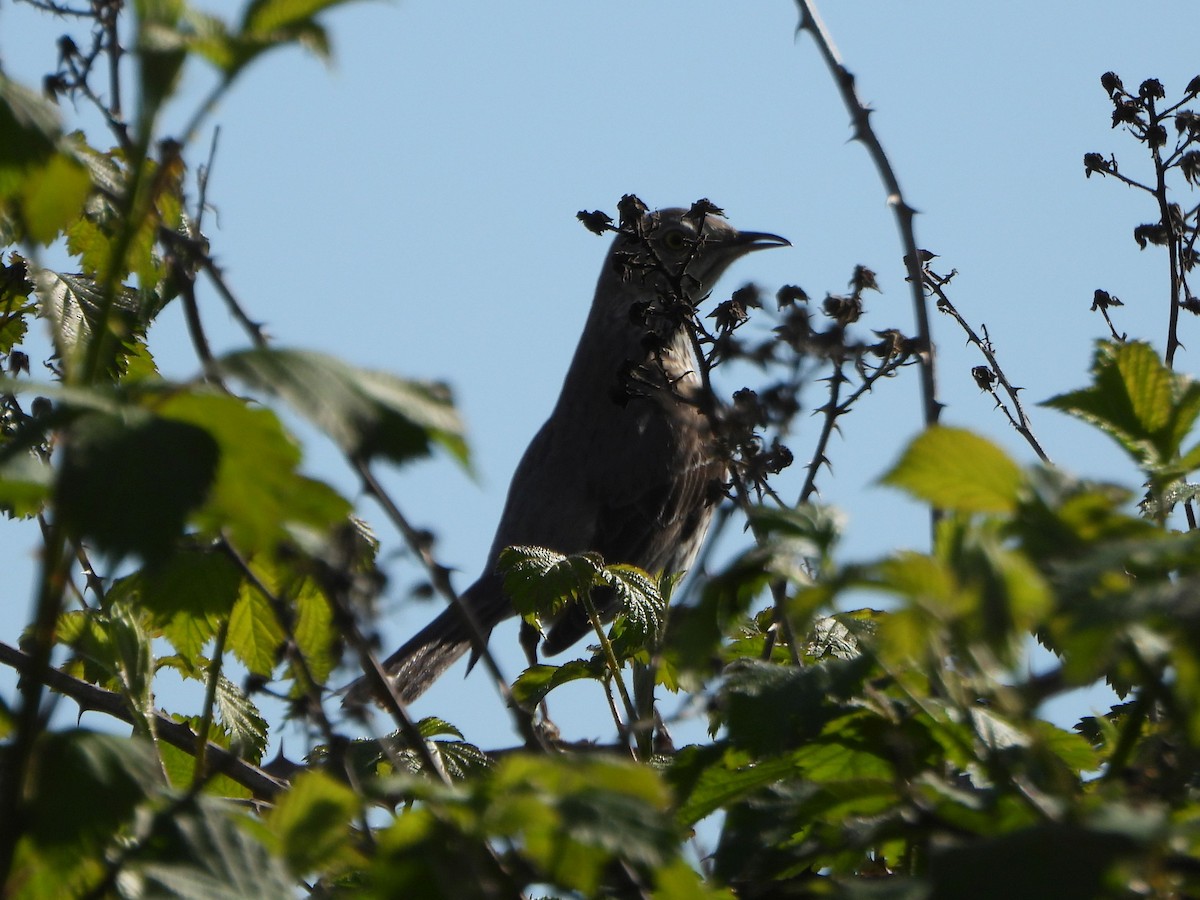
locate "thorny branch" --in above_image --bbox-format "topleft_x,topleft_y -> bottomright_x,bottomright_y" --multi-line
793,0 -> 941,435
921,259 -> 1051,464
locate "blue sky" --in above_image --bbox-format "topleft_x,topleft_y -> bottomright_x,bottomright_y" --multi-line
2,1 -> 1197,749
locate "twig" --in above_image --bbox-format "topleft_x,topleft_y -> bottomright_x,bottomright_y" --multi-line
0,641 -> 286,800
578,588 -> 638,755
927,269 -> 1051,463
352,460 -> 547,751
217,541 -> 432,789
794,1 -> 941,433
798,360 -> 846,504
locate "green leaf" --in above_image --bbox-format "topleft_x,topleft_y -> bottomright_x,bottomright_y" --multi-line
0,74 -> 60,198
487,755 -> 675,894
242,0 -> 344,36
882,426 -> 1023,513
159,732 -> 253,800
291,577 -> 336,684
215,675 -> 269,762
57,409 -> 219,564
133,797 -> 295,899
0,292 -> 33,355
671,744 -> 801,827
720,657 -> 874,757
1030,720 -> 1101,773
510,660 -> 604,709
265,770 -> 358,876
652,857 -> 737,899
19,152 -> 91,245
27,730 -> 158,851
135,0 -> 188,126
32,267 -> 144,374
237,0 -> 345,64
116,547 -> 243,623
600,563 -> 665,647
157,391 -> 351,553
429,740 -> 490,779
1045,340 -> 1200,474
217,347 -> 468,467
498,546 -> 602,620
0,449 -> 52,518
228,580 -> 286,676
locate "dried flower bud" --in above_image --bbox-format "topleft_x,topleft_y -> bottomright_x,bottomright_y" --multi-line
576,209 -> 613,235
776,285 -> 809,308
684,198 -> 725,223
972,366 -> 995,390
1139,78 -> 1165,101
1083,152 -> 1108,177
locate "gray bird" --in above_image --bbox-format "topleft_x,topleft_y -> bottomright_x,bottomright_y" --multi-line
348,206 -> 788,706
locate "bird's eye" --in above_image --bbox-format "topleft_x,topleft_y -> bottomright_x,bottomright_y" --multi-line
662,230 -> 688,251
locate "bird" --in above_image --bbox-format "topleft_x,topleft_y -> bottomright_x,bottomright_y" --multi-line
346,204 -> 788,706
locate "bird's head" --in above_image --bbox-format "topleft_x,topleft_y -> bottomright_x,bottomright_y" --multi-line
607,206 -> 790,297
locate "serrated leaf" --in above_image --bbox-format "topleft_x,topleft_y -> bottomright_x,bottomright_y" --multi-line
882,426 -> 1023,513
1045,341 -> 1200,473
430,740 -> 489,779
510,659 -> 603,709
216,675 -> 269,762
721,657 -> 874,757
134,797 -> 294,899
600,564 -> 665,645
32,267 -> 143,372
291,578 -> 335,684
499,545 -> 603,619
0,300 -> 33,355
217,347 -> 468,468
417,716 -> 464,740
228,583 -> 286,676
1031,720 -> 1101,773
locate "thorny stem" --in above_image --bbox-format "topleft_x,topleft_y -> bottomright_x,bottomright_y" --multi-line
926,269 -> 1051,463
799,360 -> 847,504
0,640 -> 285,799
795,1 -> 941,435
217,539 -> 426,793
353,460 -> 549,751
579,588 -> 638,756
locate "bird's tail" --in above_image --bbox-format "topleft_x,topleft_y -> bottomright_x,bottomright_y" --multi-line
342,604 -> 474,707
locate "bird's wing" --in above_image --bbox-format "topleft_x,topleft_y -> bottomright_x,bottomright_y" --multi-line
540,397 -> 722,653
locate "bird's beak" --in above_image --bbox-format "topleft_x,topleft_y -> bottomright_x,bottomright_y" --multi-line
733,231 -> 791,252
